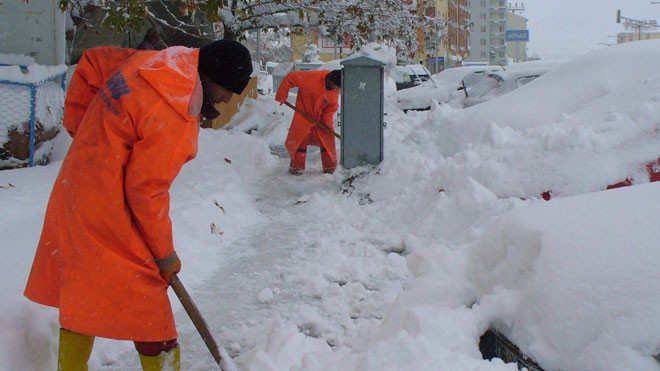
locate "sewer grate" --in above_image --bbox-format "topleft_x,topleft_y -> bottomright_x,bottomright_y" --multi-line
479,328 -> 545,371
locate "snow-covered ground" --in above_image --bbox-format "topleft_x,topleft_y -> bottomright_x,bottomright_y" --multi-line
2,39 -> 660,370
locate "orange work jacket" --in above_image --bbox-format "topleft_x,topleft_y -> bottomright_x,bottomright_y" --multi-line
24,46 -> 203,341
275,70 -> 339,161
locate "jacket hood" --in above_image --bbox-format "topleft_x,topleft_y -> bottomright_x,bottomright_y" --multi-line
137,46 -> 202,119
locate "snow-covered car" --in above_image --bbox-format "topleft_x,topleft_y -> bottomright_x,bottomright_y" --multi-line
395,61 -> 562,112
391,64 -> 433,90
395,65 -> 500,111
428,41 -> 660,201
462,61 -> 562,107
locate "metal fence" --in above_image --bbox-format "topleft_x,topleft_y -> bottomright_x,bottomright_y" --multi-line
0,64 -> 66,167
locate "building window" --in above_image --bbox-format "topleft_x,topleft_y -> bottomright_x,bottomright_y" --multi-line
481,52 -> 488,58
481,26 -> 487,32
480,39 -> 487,45
481,0 -> 486,6
481,13 -> 487,20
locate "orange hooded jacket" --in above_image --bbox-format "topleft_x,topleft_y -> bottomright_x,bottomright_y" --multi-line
275,70 -> 339,161
24,46 -> 203,341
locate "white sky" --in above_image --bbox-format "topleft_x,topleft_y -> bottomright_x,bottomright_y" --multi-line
523,0 -> 660,59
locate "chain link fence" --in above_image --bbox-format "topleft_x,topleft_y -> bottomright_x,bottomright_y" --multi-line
0,64 -> 66,170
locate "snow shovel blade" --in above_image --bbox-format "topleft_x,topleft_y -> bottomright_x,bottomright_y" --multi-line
170,274 -> 236,371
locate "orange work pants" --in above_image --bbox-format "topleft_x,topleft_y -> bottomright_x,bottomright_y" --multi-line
290,127 -> 336,172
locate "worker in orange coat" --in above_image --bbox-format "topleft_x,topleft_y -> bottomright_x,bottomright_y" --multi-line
24,40 -> 252,370
275,69 -> 341,174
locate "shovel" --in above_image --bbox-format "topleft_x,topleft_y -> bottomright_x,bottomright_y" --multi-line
170,274 -> 236,371
283,101 -> 341,139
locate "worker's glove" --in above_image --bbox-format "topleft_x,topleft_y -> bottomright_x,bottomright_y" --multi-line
155,251 -> 181,284
274,94 -> 286,105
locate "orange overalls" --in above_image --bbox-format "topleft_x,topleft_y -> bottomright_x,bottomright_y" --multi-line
275,70 -> 340,172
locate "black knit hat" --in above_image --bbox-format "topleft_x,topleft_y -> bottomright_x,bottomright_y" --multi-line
198,40 -> 253,95
327,69 -> 342,87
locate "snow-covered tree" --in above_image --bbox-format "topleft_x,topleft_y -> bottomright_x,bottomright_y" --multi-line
301,43 -> 321,63
242,29 -> 292,66
56,0 -> 427,56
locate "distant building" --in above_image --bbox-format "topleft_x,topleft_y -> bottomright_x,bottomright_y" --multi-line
413,0 -> 471,72
506,11 -> 528,62
289,0 -> 472,72
467,0 -> 509,66
616,19 -> 660,44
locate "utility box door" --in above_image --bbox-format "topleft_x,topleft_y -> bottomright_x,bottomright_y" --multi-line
341,57 -> 385,169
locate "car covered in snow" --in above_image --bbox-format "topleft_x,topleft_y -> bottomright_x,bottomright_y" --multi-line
395,61 -> 562,112
395,65 -> 500,111
426,40 -> 660,201
462,61 -> 562,107
391,64 -> 433,90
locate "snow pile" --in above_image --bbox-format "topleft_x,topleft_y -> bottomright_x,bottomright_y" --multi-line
419,39 -> 660,198
468,182 -> 660,371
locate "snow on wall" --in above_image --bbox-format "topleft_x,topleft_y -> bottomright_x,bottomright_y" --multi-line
0,0 -> 66,65
0,54 -> 35,66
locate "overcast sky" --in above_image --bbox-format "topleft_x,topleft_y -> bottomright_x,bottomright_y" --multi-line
522,0 -> 660,60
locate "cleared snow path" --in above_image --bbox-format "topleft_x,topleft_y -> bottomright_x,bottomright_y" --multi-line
171,146 -> 411,370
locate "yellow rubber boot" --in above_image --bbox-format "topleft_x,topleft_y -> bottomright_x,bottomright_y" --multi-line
58,328 -> 95,371
138,346 -> 181,371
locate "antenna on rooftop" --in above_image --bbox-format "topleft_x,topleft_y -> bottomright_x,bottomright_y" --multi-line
508,2 -> 526,14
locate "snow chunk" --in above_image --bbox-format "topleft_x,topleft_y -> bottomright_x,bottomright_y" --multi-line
257,288 -> 274,303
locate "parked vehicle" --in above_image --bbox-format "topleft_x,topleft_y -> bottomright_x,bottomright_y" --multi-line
392,64 -> 434,90
395,61 -> 561,112
395,65 -> 499,112
462,62 -> 560,107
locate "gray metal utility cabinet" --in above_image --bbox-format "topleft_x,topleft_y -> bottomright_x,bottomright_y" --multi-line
340,56 -> 385,169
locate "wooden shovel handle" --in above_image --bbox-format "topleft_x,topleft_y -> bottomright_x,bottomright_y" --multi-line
170,274 -> 224,368
283,101 -> 341,139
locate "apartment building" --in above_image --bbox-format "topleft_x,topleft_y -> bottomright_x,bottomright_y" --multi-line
416,0 -> 471,71
467,0 -> 508,66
